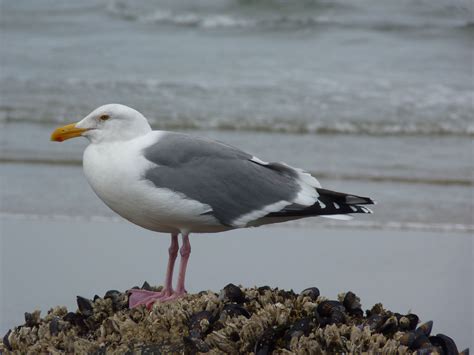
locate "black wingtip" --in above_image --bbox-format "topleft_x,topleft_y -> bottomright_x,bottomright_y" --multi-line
345,195 -> 375,205
317,188 -> 375,206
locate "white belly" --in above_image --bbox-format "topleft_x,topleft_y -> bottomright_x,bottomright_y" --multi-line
82,135 -> 227,234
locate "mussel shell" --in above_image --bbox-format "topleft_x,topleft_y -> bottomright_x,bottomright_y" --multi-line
405,313 -> 419,330
348,308 -> 364,318
257,286 -> 272,295
24,310 -> 41,328
63,312 -> 78,324
398,331 -> 416,347
76,296 -> 93,317
316,300 -> 345,317
329,310 -> 346,325
284,317 -> 316,340
229,331 -> 240,342
2,329 -> 12,351
254,325 -> 287,355
189,310 -> 215,339
190,311 -> 214,327
183,336 -> 211,353
415,321 -> 433,337
277,289 -> 297,300
219,283 -> 246,304
141,281 -> 152,291
416,346 -> 439,354
134,344 -> 184,353
429,334 -> 459,355
104,290 -> 128,311
211,320 -> 225,332
49,317 -> 60,336
300,287 -> 320,301
393,312 -> 403,321
379,316 -> 398,335
369,303 -> 384,315
104,290 -> 121,299
343,291 -> 361,311
366,314 -> 386,332
399,316 -> 411,331
74,315 -> 90,335
222,304 -> 250,319
318,316 -> 331,328
411,333 -> 431,350
255,328 -> 276,355
24,312 -> 35,327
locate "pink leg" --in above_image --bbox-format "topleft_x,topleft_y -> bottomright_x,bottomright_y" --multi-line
162,233 -> 179,296
128,233 -> 179,308
160,233 -> 191,301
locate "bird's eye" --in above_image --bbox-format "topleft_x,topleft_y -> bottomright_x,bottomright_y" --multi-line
100,114 -> 110,121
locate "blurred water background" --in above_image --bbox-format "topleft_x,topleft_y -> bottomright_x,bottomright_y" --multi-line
0,0 -> 473,349
1,0 -> 473,230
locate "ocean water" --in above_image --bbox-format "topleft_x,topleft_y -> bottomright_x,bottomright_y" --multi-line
1,0 -> 473,135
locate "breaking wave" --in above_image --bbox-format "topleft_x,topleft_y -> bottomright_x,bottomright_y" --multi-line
155,121 -> 474,137
2,109 -> 472,138
1,76 -> 472,137
106,0 -> 473,32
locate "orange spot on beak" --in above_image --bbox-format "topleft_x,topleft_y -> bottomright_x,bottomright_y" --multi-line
50,123 -> 88,142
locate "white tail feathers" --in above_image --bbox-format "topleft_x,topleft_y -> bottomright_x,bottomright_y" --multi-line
320,214 -> 354,220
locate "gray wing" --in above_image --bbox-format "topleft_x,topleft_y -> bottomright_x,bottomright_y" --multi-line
142,132 -> 302,227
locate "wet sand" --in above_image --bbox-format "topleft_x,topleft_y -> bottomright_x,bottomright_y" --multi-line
0,215 -> 472,349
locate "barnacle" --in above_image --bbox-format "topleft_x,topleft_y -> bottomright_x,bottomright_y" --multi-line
0,284 -> 462,354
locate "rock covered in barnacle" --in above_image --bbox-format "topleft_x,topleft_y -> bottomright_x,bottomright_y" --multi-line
0,284 -> 465,354
300,287 -> 320,301
219,283 -> 247,304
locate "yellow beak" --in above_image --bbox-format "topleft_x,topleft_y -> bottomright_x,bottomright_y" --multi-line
50,123 -> 88,142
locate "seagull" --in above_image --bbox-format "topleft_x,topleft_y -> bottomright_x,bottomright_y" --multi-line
51,104 -> 374,308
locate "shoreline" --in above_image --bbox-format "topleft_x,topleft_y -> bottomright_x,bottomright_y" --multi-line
1,212 -> 472,234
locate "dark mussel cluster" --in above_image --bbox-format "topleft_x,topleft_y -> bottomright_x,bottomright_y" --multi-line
1,283 -> 467,354
176,284 -> 465,354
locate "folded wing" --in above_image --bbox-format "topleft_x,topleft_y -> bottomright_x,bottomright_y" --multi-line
142,132 -> 373,228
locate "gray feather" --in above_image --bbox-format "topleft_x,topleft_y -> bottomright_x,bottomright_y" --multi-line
142,132 -> 300,226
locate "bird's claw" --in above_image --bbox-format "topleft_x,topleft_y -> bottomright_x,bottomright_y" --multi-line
128,288 -> 187,309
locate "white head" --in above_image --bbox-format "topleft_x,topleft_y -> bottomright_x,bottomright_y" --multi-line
51,104 -> 152,144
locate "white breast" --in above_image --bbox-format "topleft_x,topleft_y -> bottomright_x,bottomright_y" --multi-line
82,132 -> 226,234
